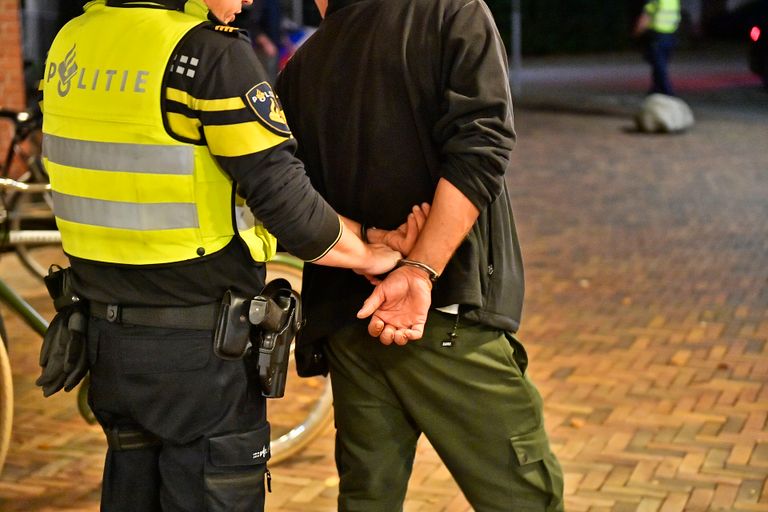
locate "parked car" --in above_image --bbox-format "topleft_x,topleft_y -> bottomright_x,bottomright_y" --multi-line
749,22 -> 768,86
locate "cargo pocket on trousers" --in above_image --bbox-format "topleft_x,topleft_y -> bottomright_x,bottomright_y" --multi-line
509,426 -> 564,510
205,423 -> 271,512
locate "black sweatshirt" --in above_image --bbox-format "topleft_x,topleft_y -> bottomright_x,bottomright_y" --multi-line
277,0 -> 526,350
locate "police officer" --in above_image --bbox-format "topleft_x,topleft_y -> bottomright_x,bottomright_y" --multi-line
634,0 -> 682,96
40,0 -> 400,510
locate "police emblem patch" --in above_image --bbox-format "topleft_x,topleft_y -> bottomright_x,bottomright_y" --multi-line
244,82 -> 291,136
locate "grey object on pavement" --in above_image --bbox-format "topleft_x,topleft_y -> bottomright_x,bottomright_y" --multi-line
635,94 -> 695,133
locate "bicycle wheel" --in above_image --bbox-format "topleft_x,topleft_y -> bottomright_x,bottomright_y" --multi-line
8,189 -> 65,280
77,374 -> 97,426
265,255 -> 333,465
0,337 -> 12,477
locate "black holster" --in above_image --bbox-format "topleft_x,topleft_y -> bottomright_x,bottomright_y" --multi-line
213,279 -> 302,398
213,291 -> 252,360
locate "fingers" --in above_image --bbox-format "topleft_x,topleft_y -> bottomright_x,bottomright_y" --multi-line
377,325 -> 408,345
402,214 -> 418,253
403,323 -> 425,341
392,330 -> 409,345
411,204 -> 427,231
63,345 -> 88,392
366,225 -> 385,244
368,315 -> 386,339
357,287 -> 385,319
379,324 -> 396,345
373,324 -> 422,345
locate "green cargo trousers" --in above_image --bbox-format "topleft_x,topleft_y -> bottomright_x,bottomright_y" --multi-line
326,311 -> 564,512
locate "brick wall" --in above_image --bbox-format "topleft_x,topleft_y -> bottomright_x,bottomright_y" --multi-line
0,0 -> 25,162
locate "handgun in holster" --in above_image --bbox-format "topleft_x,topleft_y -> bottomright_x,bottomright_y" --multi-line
213,279 -> 302,398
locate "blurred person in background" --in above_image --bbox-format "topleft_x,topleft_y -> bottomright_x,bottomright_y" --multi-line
234,0 -> 283,81
634,0 -> 682,95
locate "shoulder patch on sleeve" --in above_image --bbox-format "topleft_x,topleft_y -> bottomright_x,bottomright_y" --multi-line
207,24 -> 245,37
244,82 -> 292,136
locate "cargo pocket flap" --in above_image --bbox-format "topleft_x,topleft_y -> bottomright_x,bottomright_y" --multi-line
209,423 -> 271,467
509,426 -> 548,466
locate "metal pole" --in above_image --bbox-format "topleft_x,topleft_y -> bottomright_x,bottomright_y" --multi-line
292,0 -> 303,26
509,0 -> 522,97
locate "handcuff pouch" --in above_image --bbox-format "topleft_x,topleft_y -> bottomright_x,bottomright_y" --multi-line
213,290 -> 252,360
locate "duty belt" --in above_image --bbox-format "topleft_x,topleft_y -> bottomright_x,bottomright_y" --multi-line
90,301 -> 219,330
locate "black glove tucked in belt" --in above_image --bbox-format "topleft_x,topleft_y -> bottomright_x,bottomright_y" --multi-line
35,265 -> 89,397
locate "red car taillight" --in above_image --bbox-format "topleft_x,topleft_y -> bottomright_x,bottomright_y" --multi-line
751,26 -> 761,42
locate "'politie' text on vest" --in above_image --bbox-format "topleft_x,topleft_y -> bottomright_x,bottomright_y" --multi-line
46,45 -> 150,98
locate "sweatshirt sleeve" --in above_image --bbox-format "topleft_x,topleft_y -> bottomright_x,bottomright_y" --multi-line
433,0 -> 516,211
163,26 -> 341,261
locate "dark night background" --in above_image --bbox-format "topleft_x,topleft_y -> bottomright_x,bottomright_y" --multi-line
297,0 -> 768,54
24,0 -> 768,57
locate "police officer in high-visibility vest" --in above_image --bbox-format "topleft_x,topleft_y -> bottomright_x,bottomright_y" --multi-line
634,0 -> 681,96
39,0 -> 403,510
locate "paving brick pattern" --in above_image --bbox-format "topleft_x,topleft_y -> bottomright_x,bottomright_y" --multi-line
1,105 -> 767,511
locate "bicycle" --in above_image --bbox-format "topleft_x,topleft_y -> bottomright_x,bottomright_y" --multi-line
1,107 -> 64,280
0,252 -> 49,476
0,177 -> 333,474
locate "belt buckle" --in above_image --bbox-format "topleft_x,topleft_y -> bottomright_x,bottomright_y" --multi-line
106,304 -> 121,323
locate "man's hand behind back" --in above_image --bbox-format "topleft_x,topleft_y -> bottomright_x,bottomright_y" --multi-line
367,203 -> 430,257
357,265 -> 432,345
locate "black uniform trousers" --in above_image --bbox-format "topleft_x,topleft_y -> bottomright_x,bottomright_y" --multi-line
86,317 -> 270,512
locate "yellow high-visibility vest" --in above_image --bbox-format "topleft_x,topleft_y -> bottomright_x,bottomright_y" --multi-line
42,2 -> 276,265
645,0 -> 681,34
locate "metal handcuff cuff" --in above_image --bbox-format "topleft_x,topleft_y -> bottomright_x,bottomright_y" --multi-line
360,223 -> 440,282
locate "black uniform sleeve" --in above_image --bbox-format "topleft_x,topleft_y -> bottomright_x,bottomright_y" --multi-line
434,0 -> 516,211
164,25 -> 341,261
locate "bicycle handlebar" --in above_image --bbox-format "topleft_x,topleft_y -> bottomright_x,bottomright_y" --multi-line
0,178 -> 51,194
0,108 -> 41,124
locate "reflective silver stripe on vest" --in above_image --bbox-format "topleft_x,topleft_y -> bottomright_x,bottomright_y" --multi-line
43,135 -> 194,174
53,191 -> 199,230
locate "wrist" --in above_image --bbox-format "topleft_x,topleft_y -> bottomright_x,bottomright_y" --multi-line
394,264 -> 433,289
396,258 -> 439,283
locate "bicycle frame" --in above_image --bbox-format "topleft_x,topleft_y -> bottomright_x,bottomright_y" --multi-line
0,178 -> 59,247
0,179 -> 51,337
0,277 -> 48,338
1,176 -> 62,280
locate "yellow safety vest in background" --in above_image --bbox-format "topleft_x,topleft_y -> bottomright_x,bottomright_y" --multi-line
645,0 -> 681,34
42,3 -> 277,265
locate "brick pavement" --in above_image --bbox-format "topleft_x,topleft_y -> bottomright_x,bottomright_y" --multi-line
1,104 -> 767,511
